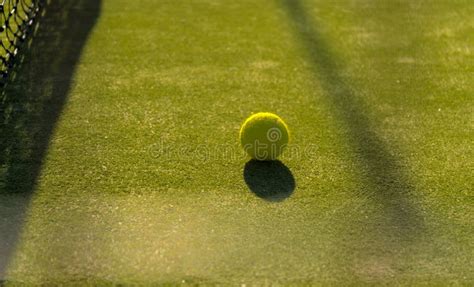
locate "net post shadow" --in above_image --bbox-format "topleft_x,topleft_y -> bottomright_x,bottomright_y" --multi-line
278,0 -> 424,237
0,0 -> 101,279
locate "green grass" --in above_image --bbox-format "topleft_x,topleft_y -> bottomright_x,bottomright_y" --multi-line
1,0 -> 473,285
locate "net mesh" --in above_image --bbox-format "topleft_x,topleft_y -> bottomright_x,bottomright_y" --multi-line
1,0 -> 42,83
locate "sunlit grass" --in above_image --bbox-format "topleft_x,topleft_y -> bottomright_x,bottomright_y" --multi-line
1,0 -> 472,285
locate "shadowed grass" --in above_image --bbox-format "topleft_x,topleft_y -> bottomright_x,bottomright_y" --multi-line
0,0 -> 100,278
279,0 -> 424,239
0,0 -> 471,284
243,159 -> 295,201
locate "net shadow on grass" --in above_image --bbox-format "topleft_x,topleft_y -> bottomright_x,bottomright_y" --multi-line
244,160 -> 295,202
279,0 -> 424,237
0,0 -> 101,278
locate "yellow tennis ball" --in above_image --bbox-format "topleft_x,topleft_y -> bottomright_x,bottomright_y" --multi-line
239,112 -> 290,160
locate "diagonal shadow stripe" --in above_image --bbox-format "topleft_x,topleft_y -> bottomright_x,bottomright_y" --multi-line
0,0 -> 101,279
279,0 -> 424,238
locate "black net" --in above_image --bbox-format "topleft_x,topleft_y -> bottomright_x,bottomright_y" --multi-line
0,0 -> 42,83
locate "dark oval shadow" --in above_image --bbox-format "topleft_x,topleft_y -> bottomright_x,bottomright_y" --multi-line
243,160 -> 295,202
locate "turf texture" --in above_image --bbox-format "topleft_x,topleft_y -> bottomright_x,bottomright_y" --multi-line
0,0 -> 473,285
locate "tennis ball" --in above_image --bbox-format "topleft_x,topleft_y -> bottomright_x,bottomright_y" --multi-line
240,112 -> 290,161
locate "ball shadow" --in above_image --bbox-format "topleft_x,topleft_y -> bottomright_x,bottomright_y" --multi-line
243,160 -> 295,202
